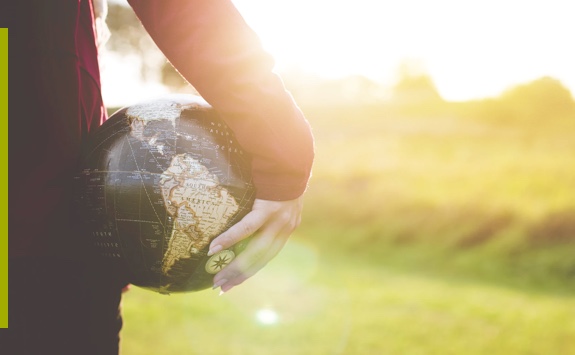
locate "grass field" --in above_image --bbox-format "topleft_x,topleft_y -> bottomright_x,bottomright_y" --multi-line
121,243 -> 575,355
120,91 -> 575,354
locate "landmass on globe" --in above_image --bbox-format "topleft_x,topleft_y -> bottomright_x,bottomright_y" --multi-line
159,154 -> 239,275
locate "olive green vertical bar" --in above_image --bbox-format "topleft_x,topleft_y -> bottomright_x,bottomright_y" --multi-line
0,28 -> 7,328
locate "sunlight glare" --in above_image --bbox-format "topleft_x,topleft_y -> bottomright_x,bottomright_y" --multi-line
255,308 -> 279,325
232,0 -> 575,101
104,0 -> 575,103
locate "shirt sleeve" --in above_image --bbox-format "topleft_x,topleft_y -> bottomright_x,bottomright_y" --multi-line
127,0 -> 314,201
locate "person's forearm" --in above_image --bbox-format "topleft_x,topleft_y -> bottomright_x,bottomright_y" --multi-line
128,0 -> 314,200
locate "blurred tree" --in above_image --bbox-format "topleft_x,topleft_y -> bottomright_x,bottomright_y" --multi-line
160,62 -> 192,91
499,76 -> 575,120
105,4 -> 145,54
455,77 -> 575,123
106,3 -> 176,86
391,60 -> 443,105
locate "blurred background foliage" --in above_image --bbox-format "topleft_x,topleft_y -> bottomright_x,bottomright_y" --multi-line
104,3 -> 575,354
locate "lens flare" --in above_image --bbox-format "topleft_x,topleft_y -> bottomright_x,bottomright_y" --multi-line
255,308 -> 279,325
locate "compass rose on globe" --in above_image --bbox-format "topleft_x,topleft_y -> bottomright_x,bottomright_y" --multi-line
205,250 -> 236,274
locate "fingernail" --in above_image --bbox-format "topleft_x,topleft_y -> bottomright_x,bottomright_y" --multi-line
219,290 -> 225,296
212,278 -> 227,290
207,244 -> 223,257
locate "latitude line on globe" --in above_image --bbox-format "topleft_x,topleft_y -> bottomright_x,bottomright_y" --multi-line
115,219 -> 161,223
86,122 -> 130,159
110,136 -> 132,269
126,138 -> 166,230
125,136 -> 152,272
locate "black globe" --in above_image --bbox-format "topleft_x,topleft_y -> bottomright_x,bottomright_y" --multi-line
75,95 -> 255,294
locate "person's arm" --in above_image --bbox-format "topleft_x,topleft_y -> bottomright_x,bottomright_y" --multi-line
127,0 -> 314,292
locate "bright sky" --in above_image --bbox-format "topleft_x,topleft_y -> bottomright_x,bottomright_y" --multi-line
231,0 -> 575,101
104,0 -> 575,103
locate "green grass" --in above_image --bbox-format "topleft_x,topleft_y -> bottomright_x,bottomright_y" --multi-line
120,98 -> 575,354
121,240 -> 575,355
303,102 -> 575,247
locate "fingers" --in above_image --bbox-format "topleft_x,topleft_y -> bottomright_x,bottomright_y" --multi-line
207,208 -> 268,256
210,197 -> 304,293
214,223 -> 292,293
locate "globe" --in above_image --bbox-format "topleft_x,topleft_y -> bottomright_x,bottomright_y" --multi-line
74,95 -> 255,294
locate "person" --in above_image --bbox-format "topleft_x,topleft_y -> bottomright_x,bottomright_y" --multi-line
1,0 -> 314,354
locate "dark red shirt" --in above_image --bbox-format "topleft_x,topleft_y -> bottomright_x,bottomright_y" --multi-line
5,0 -> 314,257
6,0 -> 106,257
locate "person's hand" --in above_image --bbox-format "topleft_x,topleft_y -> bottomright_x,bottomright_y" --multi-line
209,197 -> 304,293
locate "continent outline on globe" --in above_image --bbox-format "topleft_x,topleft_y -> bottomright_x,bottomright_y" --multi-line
159,153 -> 240,275
75,95 -> 255,293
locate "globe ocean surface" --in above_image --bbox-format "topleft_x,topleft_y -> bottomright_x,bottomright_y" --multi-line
75,95 -> 255,294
